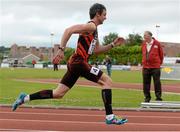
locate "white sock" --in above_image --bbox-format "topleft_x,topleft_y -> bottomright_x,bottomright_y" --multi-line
24,95 -> 30,103
106,114 -> 114,120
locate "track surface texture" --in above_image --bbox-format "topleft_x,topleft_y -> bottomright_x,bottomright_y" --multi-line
1,107 -> 180,131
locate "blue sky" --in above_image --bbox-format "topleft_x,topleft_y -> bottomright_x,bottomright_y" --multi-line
0,0 -> 180,48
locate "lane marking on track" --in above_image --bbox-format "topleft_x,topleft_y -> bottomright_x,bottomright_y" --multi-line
0,118 -> 103,124
0,118 -> 180,127
0,128 -> 63,132
0,130 -> 177,132
0,111 -> 180,119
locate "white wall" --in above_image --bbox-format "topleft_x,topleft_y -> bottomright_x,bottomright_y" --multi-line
163,57 -> 180,64
1,63 -> 10,68
34,64 -> 43,69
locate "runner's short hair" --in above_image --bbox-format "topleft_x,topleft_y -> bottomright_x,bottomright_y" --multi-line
89,3 -> 106,19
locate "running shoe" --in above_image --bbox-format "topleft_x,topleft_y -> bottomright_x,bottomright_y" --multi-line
12,93 -> 27,111
106,115 -> 128,125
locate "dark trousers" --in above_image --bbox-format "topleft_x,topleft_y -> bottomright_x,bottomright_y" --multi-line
106,64 -> 112,77
53,64 -> 58,71
143,68 -> 162,101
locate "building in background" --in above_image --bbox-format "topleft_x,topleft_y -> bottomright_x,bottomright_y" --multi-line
22,54 -> 40,65
161,42 -> 180,57
8,43 -> 61,67
9,43 -> 60,60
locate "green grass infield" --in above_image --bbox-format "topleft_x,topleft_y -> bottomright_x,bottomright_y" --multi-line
0,68 -> 180,108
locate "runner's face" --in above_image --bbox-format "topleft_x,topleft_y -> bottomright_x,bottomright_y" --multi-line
98,9 -> 106,24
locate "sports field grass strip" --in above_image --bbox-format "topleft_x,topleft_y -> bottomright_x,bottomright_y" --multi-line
1,68 -> 180,83
1,68 -> 180,108
1,79 -> 180,108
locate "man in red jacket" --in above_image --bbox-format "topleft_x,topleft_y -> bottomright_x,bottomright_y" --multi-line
141,31 -> 164,102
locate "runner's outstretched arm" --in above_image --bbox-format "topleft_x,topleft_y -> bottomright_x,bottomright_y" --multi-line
94,37 -> 125,54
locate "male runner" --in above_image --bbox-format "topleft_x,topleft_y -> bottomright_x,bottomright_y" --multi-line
12,3 -> 128,125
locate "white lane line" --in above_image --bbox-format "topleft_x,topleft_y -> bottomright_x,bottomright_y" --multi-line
0,118 -> 180,127
0,111 -> 103,117
0,128 -> 63,132
0,130 -> 176,132
0,111 -> 180,119
0,118 -> 103,124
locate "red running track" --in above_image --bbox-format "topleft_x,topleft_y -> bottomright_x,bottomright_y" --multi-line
16,78 -> 180,93
0,107 -> 180,131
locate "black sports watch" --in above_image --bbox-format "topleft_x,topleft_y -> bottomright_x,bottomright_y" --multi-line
58,46 -> 65,51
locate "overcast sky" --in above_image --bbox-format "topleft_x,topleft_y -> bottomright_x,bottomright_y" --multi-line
0,0 -> 180,48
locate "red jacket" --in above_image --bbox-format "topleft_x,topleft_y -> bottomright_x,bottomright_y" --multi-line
141,38 -> 164,68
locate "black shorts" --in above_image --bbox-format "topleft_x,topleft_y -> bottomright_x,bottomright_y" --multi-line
60,60 -> 103,88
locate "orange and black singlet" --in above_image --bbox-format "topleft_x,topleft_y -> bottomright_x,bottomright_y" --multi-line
69,21 -> 98,63
61,21 -> 103,88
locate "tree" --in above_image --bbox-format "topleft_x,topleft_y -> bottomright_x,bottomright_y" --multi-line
177,54 -> 180,57
60,47 -> 75,64
0,46 -> 5,53
102,32 -> 118,45
0,53 -> 3,63
0,46 -> 10,63
95,32 -> 143,65
126,33 -> 143,46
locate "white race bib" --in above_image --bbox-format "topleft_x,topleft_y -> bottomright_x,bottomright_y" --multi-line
90,67 -> 100,76
88,39 -> 97,55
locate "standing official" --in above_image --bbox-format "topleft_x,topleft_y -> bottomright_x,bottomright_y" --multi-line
141,31 -> 164,102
